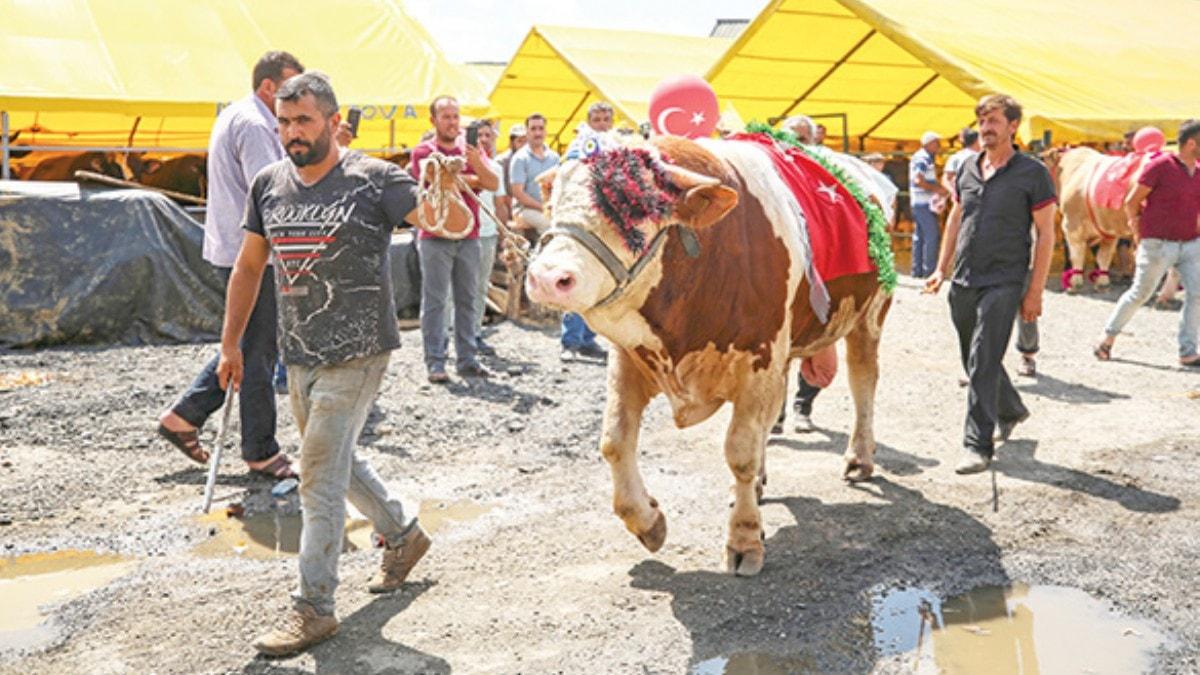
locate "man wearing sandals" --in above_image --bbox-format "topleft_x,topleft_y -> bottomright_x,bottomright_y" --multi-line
217,72 -> 461,656
156,51 -> 304,480
925,94 -> 1058,475
1094,119 -> 1200,367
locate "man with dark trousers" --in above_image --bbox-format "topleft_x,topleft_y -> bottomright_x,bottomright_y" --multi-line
925,94 -> 1058,475
156,51 -> 304,480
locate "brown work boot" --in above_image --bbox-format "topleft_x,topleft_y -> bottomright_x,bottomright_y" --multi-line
252,604 -> 339,657
368,524 -> 431,594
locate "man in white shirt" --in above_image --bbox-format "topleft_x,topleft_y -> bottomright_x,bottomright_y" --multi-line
156,51 -> 304,480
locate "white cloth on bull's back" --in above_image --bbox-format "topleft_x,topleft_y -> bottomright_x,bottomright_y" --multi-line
806,144 -> 899,223
697,138 -> 830,323
204,93 -> 286,267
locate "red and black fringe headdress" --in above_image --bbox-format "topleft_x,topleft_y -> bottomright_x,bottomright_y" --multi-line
582,147 -> 682,255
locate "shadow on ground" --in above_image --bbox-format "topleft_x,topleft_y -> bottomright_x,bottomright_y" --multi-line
629,478 -> 1005,672
240,581 -> 448,674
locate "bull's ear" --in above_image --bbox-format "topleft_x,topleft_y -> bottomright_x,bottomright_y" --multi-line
660,163 -> 739,228
535,167 -> 558,207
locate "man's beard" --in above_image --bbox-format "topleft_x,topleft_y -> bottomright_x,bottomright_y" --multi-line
287,130 -> 331,167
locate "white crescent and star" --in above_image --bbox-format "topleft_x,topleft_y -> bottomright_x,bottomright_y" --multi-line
817,182 -> 841,203
656,107 -> 709,134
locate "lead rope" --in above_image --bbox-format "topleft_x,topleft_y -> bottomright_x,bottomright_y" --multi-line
416,152 -> 473,240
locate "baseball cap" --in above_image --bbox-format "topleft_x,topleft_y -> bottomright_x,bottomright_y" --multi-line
509,123 -> 527,138
920,131 -> 941,146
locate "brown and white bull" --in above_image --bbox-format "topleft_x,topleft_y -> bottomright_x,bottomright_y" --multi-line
524,136 -> 891,575
1047,147 -> 1157,291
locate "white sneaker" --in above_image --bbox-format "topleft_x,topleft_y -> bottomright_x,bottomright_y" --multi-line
793,414 -> 815,433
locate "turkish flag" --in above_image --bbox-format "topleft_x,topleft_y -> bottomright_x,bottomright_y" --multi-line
729,133 -> 874,284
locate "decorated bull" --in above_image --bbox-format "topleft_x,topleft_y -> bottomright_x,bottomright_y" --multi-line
1047,128 -> 1167,291
524,126 -> 894,575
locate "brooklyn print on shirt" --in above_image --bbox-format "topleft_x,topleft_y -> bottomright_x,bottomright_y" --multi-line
263,187 -> 362,296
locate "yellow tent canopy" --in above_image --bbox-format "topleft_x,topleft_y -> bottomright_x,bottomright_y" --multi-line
488,26 -> 732,151
708,0 -> 1200,147
0,0 -> 488,156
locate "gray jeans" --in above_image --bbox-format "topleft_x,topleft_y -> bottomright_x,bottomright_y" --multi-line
442,234 -> 497,340
1104,238 -> 1200,358
418,236 -> 482,371
289,352 -> 413,616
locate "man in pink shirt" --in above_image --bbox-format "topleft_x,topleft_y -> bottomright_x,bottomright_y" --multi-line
1095,119 -> 1200,366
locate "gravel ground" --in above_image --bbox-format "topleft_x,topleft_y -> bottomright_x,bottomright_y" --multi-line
0,276 -> 1198,674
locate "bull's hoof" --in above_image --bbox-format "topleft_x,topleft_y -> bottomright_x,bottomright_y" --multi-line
1067,277 -> 1084,294
843,460 -> 875,483
636,510 -> 667,553
725,546 -> 764,576
1094,272 -> 1111,289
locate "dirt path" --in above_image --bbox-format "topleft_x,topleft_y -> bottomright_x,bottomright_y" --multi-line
1,278 -> 1197,673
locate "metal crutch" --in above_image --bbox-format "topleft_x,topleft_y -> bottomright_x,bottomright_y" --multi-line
202,386 -> 235,513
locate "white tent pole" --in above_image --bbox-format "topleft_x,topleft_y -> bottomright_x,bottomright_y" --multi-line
1,111 -> 10,180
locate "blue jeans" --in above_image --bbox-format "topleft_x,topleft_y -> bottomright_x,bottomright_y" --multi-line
172,266 -> 279,463
561,312 -> 597,349
911,203 -> 941,278
1104,238 -> 1200,358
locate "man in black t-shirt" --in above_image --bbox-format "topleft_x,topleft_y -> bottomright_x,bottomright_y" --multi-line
217,72 -> 471,656
925,94 -> 1058,475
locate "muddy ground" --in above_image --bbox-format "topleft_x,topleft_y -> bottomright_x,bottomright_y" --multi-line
1,275 -> 1198,674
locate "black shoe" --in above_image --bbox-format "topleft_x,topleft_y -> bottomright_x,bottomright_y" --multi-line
577,343 -> 608,360
457,362 -> 490,379
475,337 -> 496,356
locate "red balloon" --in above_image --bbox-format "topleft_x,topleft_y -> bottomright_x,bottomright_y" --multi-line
1132,126 -> 1165,153
648,75 -> 719,139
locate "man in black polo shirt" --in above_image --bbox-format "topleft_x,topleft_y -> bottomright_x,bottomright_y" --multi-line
925,94 -> 1058,474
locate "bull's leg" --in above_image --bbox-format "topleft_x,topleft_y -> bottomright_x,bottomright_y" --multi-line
724,378 -> 782,576
1063,216 -> 1090,293
1094,238 -> 1119,289
600,349 -> 665,552
841,308 -> 886,483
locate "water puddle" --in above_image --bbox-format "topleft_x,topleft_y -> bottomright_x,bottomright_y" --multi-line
0,370 -> 51,392
192,511 -> 373,559
192,499 -> 491,558
417,499 -> 492,534
0,550 -> 134,652
872,583 -> 1170,673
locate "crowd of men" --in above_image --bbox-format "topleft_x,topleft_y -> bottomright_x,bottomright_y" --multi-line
148,49 -> 1199,658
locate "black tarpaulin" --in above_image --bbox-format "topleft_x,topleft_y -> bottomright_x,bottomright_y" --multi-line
0,181 -> 225,347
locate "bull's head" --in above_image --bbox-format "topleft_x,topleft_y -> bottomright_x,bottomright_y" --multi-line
525,138 -> 737,313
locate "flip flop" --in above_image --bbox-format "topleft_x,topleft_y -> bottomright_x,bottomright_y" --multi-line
1093,343 -> 1112,361
249,454 -> 299,480
157,424 -> 209,465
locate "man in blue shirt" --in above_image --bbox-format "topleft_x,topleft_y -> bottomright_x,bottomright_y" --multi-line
909,131 -> 950,278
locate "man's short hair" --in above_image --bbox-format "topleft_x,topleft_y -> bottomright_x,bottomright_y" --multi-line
975,94 -> 1023,123
587,102 -> 613,118
275,71 -> 338,118
962,129 -> 980,146
429,96 -> 458,118
252,51 -> 304,90
1179,119 -> 1200,147
525,113 -> 546,127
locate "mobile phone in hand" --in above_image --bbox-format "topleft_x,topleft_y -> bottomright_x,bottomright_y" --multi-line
346,107 -> 362,138
465,123 -> 479,148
